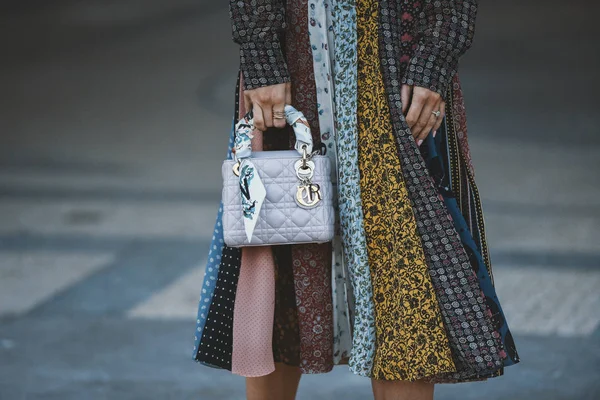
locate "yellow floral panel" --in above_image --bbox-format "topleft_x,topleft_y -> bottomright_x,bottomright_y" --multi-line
356,0 -> 457,381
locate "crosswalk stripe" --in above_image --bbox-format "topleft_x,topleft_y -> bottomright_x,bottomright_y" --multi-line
126,262 -> 206,319
0,251 -> 114,317
127,263 -> 600,338
495,266 -> 600,336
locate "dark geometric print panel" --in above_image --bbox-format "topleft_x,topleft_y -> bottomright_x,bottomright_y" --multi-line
378,0 -> 506,379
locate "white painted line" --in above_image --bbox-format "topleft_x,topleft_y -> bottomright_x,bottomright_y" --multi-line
494,266 -> 600,337
0,251 -> 114,317
128,263 -> 600,338
126,263 -> 206,319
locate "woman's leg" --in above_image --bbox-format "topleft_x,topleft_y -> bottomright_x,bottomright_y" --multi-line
371,379 -> 435,400
246,363 -> 302,400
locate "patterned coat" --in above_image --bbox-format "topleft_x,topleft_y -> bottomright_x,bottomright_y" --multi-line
231,0 -> 476,96
192,0 -> 520,383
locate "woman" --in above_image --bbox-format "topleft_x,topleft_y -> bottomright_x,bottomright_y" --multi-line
193,0 -> 520,399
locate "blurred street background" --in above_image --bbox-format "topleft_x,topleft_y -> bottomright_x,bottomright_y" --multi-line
0,0 -> 599,399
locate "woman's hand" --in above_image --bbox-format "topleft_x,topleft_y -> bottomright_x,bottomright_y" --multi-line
401,85 -> 445,146
243,82 -> 292,131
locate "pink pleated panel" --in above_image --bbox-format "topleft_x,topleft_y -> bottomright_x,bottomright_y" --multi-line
231,247 -> 276,377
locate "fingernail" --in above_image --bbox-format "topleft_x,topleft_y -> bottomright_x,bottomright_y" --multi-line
417,139 -> 423,146
433,130 -> 437,138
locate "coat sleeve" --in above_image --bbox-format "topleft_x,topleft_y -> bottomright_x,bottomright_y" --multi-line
402,0 -> 478,97
229,0 -> 290,90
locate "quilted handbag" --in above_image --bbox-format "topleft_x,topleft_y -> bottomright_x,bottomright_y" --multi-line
222,105 -> 335,247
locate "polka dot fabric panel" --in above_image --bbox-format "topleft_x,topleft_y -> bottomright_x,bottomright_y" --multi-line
195,248 -> 242,370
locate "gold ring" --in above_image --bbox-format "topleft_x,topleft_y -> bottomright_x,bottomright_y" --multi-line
273,110 -> 286,119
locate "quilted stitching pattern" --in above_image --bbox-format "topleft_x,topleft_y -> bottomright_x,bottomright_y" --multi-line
222,152 -> 334,246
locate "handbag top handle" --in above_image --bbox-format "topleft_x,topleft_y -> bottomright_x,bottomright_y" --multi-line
232,105 -> 314,163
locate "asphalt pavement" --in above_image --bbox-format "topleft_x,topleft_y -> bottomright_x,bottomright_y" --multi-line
0,1 -> 599,399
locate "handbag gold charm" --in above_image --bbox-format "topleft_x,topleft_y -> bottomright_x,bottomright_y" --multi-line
294,147 -> 321,208
296,183 -> 322,208
233,160 -> 241,176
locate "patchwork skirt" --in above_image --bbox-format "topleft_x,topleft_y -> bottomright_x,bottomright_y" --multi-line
192,0 -> 520,382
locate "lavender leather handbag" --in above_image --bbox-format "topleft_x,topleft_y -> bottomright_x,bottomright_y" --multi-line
222,105 -> 335,247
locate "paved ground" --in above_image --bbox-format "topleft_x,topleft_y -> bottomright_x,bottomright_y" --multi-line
0,1 -> 599,399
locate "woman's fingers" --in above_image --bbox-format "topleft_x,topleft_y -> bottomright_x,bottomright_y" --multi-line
401,84 -> 413,115
243,92 -> 253,116
273,86 -> 287,129
414,98 -> 436,140
262,106 -> 274,129
253,104 -> 266,131
432,101 -> 446,136
405,87 -> 442,145
407,94 -> 435,141
416,98 -> 442,145
405,94 -> 424,132
417,111 -> 440,145
272,107 -> 286,128
285,82 -> 292,106
243,83 -> 289,131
